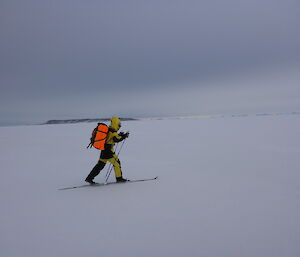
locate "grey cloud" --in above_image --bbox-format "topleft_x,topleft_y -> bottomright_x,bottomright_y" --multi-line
1,0 -> 300,124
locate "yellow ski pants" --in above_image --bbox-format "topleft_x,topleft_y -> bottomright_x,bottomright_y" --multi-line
100,154 -> 122,178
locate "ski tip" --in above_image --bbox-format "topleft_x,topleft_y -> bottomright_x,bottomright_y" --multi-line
58,186 -> 77,190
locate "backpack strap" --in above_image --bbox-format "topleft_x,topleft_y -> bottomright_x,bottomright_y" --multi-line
86,126 -> 98,148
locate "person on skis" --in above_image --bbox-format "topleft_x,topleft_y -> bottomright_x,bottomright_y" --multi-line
85,116 -> 129,184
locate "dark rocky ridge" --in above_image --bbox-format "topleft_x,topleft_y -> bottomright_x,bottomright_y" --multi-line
43,118 -> 138,125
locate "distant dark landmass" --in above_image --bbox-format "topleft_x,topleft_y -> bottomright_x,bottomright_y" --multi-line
41,111 -> 300,125
43,117 -> 138,125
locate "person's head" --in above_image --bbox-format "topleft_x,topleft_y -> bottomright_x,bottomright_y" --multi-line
110,116 -> 121,131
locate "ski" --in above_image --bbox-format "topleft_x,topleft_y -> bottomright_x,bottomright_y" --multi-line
58,176 -> 158,190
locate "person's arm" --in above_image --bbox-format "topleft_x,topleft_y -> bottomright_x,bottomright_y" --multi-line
113,132 -> 129,142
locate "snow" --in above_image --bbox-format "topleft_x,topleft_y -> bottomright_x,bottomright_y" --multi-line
1,115 -> 300,257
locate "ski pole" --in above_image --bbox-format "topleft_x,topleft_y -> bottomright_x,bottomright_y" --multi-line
104,142 -> 119,181
105,140 -> 125,183
105,139 -> 126,183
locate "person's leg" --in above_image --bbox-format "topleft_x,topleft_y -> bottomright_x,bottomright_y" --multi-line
107,154 -> 123,179
85,160 -> 106,183
106,154 -> 127,182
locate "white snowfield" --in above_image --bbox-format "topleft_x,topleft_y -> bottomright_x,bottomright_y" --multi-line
1,115 -> 300,257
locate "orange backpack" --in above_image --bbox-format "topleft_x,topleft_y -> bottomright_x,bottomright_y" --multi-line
87,123 -> 109,150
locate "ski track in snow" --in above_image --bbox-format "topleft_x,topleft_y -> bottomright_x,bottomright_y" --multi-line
0,115 -> 300,257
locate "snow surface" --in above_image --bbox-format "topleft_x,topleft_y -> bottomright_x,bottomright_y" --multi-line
1,115 -> 300,257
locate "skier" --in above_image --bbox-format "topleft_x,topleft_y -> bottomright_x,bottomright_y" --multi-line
85,116 -> 129,184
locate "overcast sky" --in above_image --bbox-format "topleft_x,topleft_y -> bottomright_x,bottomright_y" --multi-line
1,0 -> 300,125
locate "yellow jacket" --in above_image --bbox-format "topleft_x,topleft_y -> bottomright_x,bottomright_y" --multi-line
106,116 -> 122,145
100,117 -> 128,159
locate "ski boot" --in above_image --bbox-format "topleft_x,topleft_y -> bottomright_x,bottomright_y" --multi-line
116,177 -> 128,183
85,178 -> 96,185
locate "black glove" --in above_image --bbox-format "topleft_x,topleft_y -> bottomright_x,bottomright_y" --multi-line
120,132 -> 129,139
